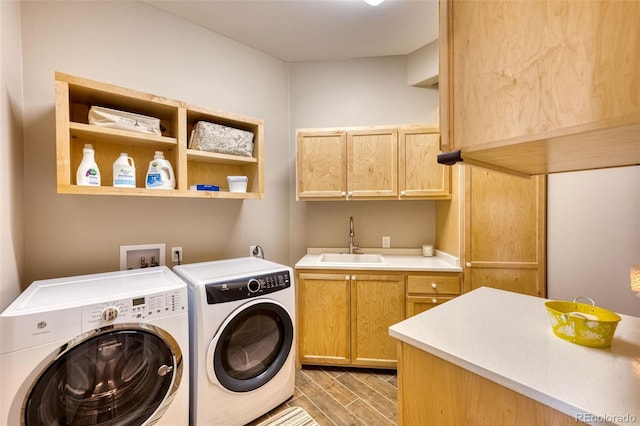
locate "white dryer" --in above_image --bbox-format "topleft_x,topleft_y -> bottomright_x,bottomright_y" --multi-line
0,266 -> 189,426
173,257 -> 295,426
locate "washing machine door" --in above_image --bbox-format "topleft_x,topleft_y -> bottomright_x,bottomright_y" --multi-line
21,323 -> 182,426
207,299 -> 294,392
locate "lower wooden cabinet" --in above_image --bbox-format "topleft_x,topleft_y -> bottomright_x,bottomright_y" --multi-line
406,272 -> 462,317
296,271 -> 404,368
396,343 -> 581,425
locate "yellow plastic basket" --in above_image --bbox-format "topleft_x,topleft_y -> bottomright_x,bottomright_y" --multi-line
544,297 -> 621,348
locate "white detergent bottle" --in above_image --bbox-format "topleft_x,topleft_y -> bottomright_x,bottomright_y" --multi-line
76,144 -> 101,186
145,151 -> 175,189
113,153 -> 136,188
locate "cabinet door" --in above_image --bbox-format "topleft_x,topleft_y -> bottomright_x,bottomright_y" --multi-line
351,274 -> 404,368
464,168 -> 546,297
347,129 -> 398,199
297,273 -> 351,365
398,128 -> 450,199
296,131 -> 347,199
440,0 -> 640,175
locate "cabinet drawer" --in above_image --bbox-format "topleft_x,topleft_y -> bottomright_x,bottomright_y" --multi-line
407,275 -> 461,295
406,296 -> 455,318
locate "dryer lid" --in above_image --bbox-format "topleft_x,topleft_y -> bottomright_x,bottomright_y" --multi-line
173,257 -> 290,286
1,267 -> 185,315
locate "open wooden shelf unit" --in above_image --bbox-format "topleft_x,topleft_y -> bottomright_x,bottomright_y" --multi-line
55,72 -> 264,199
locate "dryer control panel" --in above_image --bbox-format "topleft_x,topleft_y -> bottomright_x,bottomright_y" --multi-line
205,270 -> 291,304
82,288 -> 187,329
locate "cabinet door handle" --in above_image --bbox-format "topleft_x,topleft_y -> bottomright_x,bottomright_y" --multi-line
466,262 -> 472,268
347,191 -> 353,199
341,191 -> 347,197
431,282 -> 437,289
431,298 -> 438,304
400,191 -> 406,196
345,275 -> 350,280
351,275 -> 356,281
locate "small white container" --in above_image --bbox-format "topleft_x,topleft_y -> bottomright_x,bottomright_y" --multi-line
227,176 -> 248,193
422,244 -> 434,257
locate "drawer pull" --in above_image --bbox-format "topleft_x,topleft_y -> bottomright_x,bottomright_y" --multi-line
432,298 -> 438,304
431,283 -> 437,289
466,262 -> 472,267
345,275 -> 350,280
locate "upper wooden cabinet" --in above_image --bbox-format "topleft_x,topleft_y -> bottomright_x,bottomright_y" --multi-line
348,128 -> 398,199
439,0 -> 640,175
55,72 -> 264,198
296,125 -> 450,200
398,127 -> 450,199
295,130 -> 347,199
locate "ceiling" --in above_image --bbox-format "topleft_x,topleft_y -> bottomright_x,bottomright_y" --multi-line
145,0 -> 439,62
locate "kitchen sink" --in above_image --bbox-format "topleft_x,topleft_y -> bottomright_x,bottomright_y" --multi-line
319,253 -> 386,264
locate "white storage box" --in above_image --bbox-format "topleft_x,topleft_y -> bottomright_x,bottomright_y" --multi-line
227,176 -> 248,193
88,106 -> 162,135
189,121 -> 254,158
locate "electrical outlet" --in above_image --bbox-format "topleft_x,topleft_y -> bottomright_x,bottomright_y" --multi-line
249,245 -> 258,256
171,247 -> 183,263
382,236 -> 391,248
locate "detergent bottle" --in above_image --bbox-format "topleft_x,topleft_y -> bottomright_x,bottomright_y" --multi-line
76,144 -> 101,186
112,153 -> 136,188
145,151 -> 175,189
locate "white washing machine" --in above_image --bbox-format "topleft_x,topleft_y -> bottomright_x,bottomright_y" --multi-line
0,266 -> 189,426
173,257 -> 295,426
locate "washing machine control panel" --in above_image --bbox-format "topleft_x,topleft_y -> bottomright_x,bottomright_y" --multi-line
81,288 -> 187,329
205,270 -> 292,304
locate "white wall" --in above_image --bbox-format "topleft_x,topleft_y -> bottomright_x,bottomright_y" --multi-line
548,166 -> 640,316
407,39 -> 439,87
288,57 -> 440,264
18,1 -> 291,283
1,0 -> 25,311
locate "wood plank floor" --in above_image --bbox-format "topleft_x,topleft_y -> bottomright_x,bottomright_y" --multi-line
248,366 -> 398,426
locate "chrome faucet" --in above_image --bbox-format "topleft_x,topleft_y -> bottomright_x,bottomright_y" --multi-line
349,216 -> 359,254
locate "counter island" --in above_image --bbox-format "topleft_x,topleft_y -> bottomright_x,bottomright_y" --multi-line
389,287 -> 640,425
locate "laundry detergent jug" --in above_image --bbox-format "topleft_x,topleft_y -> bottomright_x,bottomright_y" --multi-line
145,151 -> 175,189
76,144 -> 101,186
113,153 -> 136,188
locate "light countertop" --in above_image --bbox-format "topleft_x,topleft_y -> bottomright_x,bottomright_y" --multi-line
389,287 -> 640,425
294,248 -> 462,272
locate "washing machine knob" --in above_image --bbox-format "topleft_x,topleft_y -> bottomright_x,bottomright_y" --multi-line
247,279 -> 261,293
102,306 -> 119,321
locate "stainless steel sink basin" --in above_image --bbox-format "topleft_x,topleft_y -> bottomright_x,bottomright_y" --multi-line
319,253 -> 386,264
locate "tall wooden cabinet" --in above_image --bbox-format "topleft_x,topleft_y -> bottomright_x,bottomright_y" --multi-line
296,125 -> 449,200
296,271 -> 404,368
436,166 -> 546,297
464,169 -> 546,297
439,0 -> 640,175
